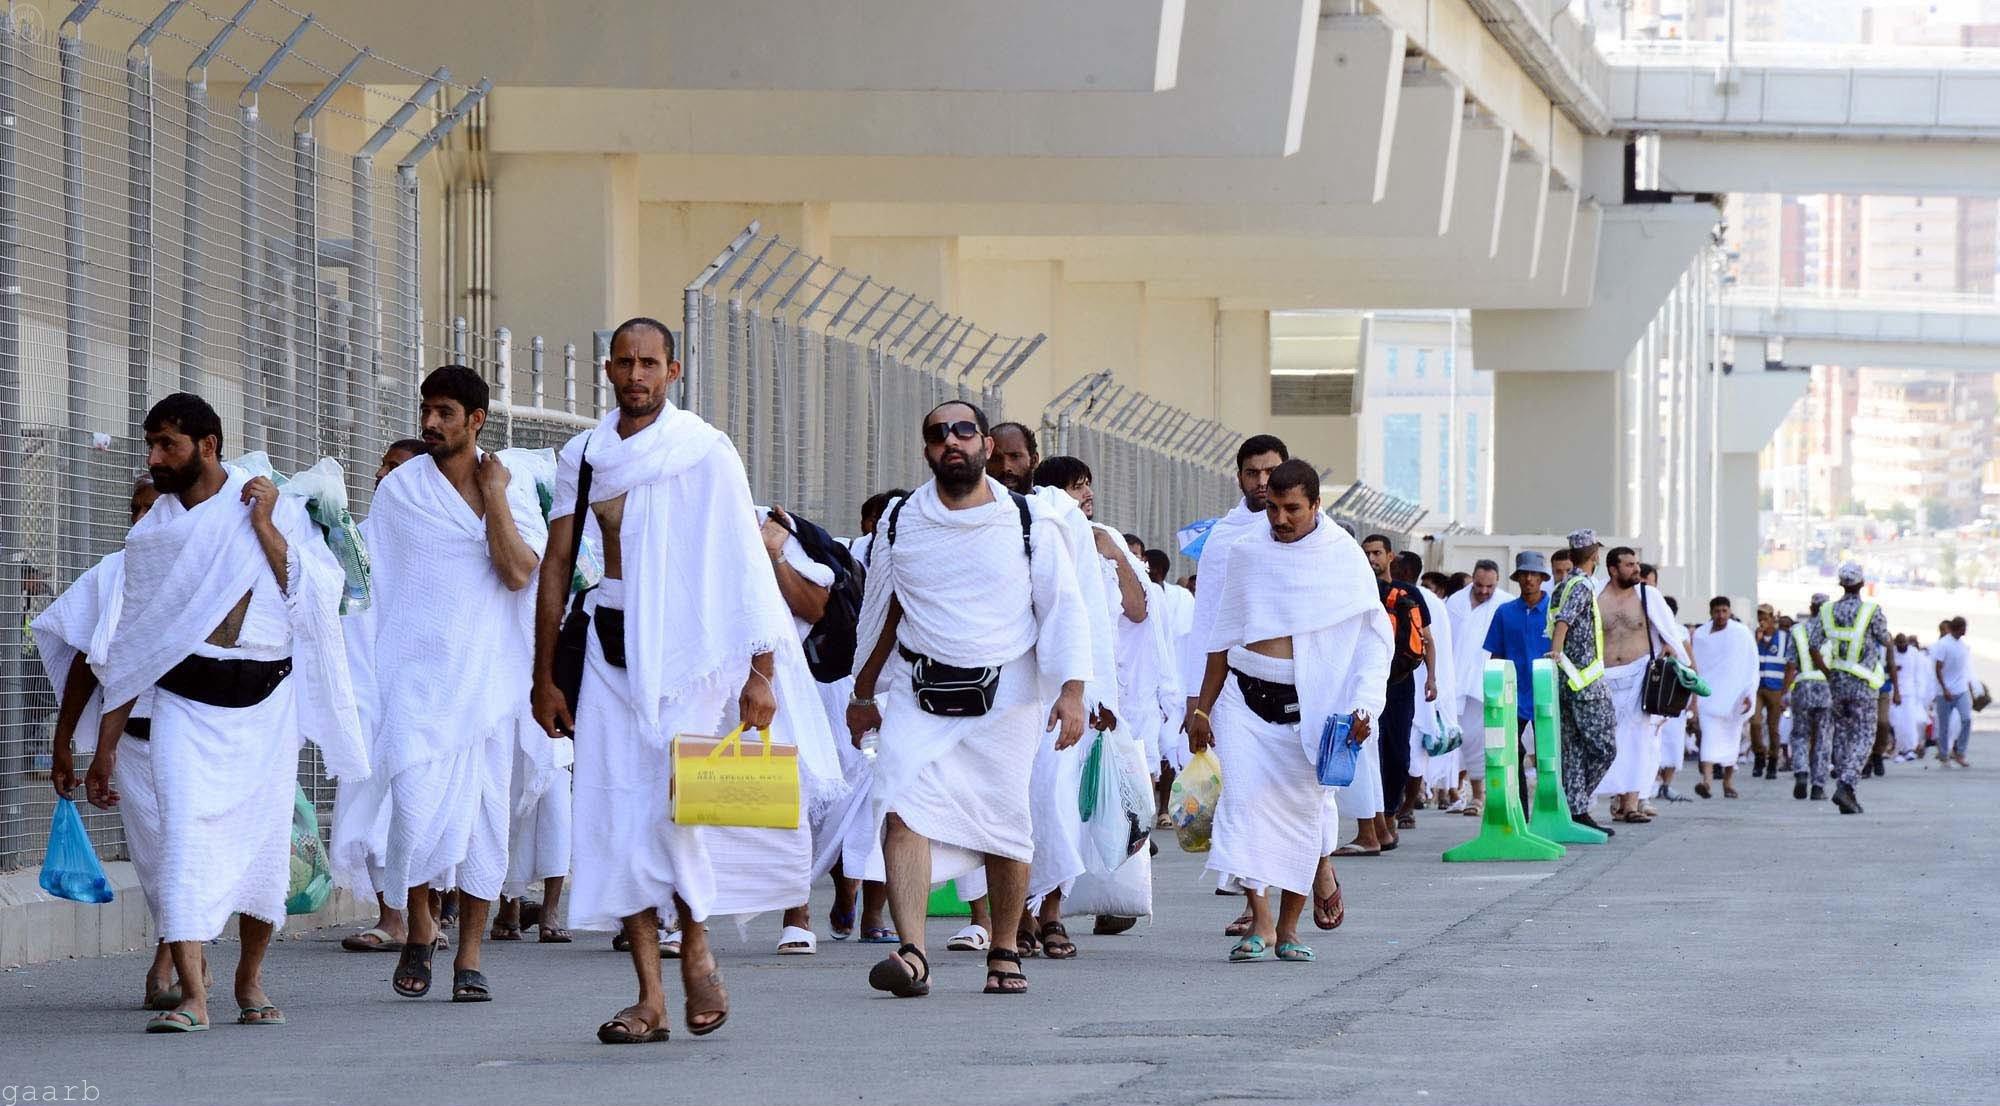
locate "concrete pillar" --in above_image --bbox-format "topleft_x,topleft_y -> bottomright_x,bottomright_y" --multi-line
1489,370 -> 1621,534
492,153 -> 643,349
1716,450 -> 1761,609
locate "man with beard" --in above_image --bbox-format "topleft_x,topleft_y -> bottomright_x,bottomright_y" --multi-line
987,421 -> 1040,496
85,392 -> 368,1033
365,366 -> 548,1004
1189,461 -> 1388,963
847,400 -> 1091,998
1444,560 -> 1504,817
1690,596 -> 1758,801
531,319 -> 839,1044
1591,547 -> 1690,823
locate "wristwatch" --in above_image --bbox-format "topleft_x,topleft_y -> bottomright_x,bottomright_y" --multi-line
848,693 -> 878,708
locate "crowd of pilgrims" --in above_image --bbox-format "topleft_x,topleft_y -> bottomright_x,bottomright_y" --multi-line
35,317 -> 1954,1042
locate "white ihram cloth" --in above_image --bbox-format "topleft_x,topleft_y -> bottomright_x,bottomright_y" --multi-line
31,551 -> 167,927
1596,586 -> 1691,797
1446,587 -> 1504,778
1203,517 -> 1390,896
361,454 -> 548,905
1890,647 -> 1935,754
1157,582 -> 1196,766
94,469 -> 365,942
1691,619 -> 1759,766
854,478 -> 1092,887
1132,579 -> 1184,771
504,741 -> 572,898
551,407 -> 842,929
1022,491 -> 1114,906
1410,588 -> 1459,790
330,517 -> 390,897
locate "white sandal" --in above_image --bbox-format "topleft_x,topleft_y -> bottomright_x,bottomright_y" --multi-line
661,930 -> 683,959
776,925 -> 817,955
945,924 -> 990,952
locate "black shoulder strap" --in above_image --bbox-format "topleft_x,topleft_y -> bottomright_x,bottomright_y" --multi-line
565,445 -> 592,588
1641,583 -> 1657,662
884,494 -> 908,548
1010,491 -> 1032,559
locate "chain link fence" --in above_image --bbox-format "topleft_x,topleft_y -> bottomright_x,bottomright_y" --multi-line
0,1 -> 479,872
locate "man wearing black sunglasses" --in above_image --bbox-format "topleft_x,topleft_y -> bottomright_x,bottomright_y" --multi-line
847,401 -> 1093,999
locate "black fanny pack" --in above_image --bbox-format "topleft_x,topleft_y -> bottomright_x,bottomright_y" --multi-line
900,646 -> 1001,718
124,718 -> 152,741
156,655 -> 293,709
1231,668 -> 1301,726
594,606 -> 627,669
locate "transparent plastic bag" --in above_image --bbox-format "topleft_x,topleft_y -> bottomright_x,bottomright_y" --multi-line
1168,749 -> 1223,853
286,787 -> 333,916
40,797 -> 114,904
1081,732 -> 1152,873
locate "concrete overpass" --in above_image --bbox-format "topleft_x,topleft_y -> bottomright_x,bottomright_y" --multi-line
1723,287 -> 2000,374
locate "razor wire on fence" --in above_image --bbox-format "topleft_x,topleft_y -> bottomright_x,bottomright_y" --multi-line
0,0 -> 480,872
1042,371 -> 1240,570
680,224 -> 1042,536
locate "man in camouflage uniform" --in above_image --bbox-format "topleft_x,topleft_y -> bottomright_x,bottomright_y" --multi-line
1547,529 -> 1617,836
1820,563 -> 1896,815
1788,594 -> 1833,801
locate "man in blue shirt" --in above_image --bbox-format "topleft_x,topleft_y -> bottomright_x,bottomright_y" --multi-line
1752,604 -> 1793,780
1482,551 -> 1553,817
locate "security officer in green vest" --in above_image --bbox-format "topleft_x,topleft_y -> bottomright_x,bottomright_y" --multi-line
1787,594 -> 1833,800
1545,529 -> 1618,836
1820,564 -> 1896,815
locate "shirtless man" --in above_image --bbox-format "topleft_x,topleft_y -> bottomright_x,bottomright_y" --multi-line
1594,548 -> 1689,822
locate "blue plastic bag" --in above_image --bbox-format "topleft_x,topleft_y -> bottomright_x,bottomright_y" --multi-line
40,797 -> 114,904
1315,713 -> 1362,788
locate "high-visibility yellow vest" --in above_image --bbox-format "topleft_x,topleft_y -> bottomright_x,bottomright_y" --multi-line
1545,576 -> 1605,692
1820,600 -> 1886,690
1791,623 -> 1824,683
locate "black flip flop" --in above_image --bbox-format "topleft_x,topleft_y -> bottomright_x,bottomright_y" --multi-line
867,942 -> 931,998
983,949 -> 1027,995
451,968 -> 492,1003
1038,921 -> 1077,960
393,941 -> 433,998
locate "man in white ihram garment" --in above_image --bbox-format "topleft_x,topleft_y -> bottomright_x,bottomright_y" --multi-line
1021,454 -> 1134,960
1187,460 -> 1389,963
1690,596 -> 1759,799
1404,551 -> 1458,815
38,475 -> 196,1011
1590,546 -> 1692,823
1443,559 -> 1505,818
530,318 -> 842,1046
85,392 -> 369,1034
334,439 -> 429,955
846,399 -> 1091,998
364,366 -> 548,1004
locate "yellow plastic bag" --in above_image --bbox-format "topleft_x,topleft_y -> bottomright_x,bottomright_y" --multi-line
1168,749 -> 1223,853
671,725 -> 800,829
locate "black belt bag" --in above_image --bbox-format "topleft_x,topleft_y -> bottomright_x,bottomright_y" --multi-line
593,606 -> 627,669
900,646 -> 1001,718
1231,668 -> 1301,726
156,655 -> 293,709
124,718 -> 152,740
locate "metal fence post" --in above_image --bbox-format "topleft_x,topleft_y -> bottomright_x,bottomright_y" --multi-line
59,3 -> 99,588
125,2 -> 184,463
174,0 -> 249,392
290,47 -> 365,468
592,330 -> 610,414
493,326 -> 512,446
562,342 -> 577,415
0,6 -> 27,871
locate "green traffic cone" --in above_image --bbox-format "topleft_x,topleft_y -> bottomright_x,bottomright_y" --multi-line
1524,659 -> 1608,845
1444,661 -> 1565,862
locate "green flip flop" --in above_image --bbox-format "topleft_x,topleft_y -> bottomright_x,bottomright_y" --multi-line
1228,936 -> 1270,962
144,1010 -> 208,1033
237,1005 -> 287,1026
1276,942 -> 1316,963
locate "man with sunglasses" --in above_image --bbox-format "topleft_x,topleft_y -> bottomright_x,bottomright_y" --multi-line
847,401 -> 1093,998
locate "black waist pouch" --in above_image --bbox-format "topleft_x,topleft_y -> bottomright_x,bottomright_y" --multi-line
1231,668 -> 1301,726
157,655 -> 293,709
901,646 -> 1001,718
594,606 -> 627,669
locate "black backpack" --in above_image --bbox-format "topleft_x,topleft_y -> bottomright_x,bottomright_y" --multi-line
777,509 -> 867,684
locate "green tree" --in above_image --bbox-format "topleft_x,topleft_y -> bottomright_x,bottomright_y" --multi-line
1923,497 -> 1955,532
1940,544 -> 1960,590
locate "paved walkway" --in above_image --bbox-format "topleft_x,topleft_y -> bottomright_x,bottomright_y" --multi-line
5,749 -> 1995,1105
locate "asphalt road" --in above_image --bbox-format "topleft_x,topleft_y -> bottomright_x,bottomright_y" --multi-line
4,741 -> 1995,1106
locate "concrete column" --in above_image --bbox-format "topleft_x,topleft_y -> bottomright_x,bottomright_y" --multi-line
1489,370 -> 1621,535
492,153 -> 644,348
1716,450 -> 1761,609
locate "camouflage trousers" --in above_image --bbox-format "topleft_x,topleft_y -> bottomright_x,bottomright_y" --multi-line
1828,689 -> 1875,787
1559,687 -> 1617,815
1787,704 -> 1831,788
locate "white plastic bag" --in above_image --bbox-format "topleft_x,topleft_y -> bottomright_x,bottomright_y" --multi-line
1080,730 -> 1155,874
226,452 -> 371,613
1065,836 -> 1152,918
